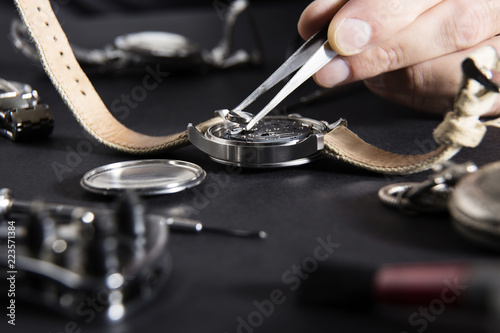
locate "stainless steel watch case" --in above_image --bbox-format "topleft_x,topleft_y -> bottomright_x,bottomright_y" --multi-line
188,110 -> 345,168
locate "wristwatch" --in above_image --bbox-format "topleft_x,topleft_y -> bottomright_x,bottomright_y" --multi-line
188,109 -> 458,172
10,0 -> 263,74
12,0 -> 500,174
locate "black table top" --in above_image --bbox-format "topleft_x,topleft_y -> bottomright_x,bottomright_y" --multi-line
1,2 -> 499,333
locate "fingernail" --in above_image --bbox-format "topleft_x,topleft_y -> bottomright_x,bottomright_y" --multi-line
316,57 -> 351,87
334,18 -> 372,55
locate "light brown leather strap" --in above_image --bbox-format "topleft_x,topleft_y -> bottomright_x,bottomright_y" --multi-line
14,0 -> 222,154
324,126 -> 461,175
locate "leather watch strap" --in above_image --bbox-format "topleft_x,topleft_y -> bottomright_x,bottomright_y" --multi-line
324,126 -> 460,175
14,0 -> 221,154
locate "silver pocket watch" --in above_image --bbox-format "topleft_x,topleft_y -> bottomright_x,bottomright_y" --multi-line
379,161 -> 500,251
449,162 -> 500,251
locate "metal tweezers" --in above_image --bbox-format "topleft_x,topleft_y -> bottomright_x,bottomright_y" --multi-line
230,26 -> 338,130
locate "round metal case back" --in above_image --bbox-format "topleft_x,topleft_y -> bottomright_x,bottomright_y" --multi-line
188,115 -> 329,168
81,159 -> 206,196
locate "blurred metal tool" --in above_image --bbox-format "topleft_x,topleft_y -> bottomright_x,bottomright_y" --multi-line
162,216 -> 267,239
228,27 -> 338,130
0,188 -> 266,240
0,189 -> 171,322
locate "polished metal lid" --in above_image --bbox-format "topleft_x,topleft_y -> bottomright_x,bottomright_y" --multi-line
114,31 -> 199,58
449,161 -> 500,251
81,159 -> 206,195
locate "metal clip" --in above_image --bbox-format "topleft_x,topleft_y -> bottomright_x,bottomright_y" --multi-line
378,162 -> 478,213
0,104 -> 54,141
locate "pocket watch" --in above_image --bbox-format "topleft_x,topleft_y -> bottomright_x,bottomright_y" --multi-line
378,161 -> 500,251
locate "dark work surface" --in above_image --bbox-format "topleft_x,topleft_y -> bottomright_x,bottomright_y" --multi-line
1,0 -> 305,15
1,2 -> 500,333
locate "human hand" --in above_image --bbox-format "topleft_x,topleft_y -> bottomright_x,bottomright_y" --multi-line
298,0 -> 500,115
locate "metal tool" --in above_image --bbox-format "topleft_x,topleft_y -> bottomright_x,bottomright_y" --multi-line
161,216 -> 267,239
228,26 -> 338,130
0,189 -> 171,322
0,188 -> 266,239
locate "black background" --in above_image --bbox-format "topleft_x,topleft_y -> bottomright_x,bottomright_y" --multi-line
1,1 -> 500,333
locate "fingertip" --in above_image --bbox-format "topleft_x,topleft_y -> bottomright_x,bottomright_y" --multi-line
312,74 -> 327,88
315,57 -> 351,87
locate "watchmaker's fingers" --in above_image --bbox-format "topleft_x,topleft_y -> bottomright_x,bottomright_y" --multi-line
315,0 -> 500,87
363,48 -> 466,100
325,0 -> 443,56
298,0 -> 349,41
363,37 -> 500,116
298,0 -> 443,53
